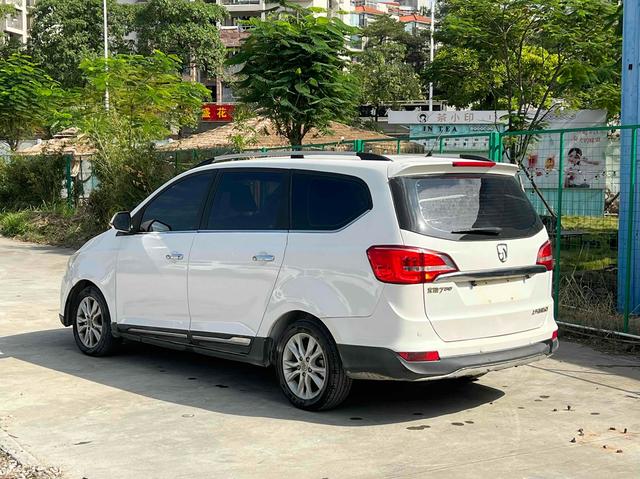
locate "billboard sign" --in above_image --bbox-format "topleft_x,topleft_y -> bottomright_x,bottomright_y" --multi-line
202,103 -> 235,122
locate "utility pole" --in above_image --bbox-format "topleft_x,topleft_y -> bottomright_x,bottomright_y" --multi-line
428,0 -> 435,111
103,0 -> 110,111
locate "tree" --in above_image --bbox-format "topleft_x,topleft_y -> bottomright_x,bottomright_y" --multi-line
72,51 -> 211,218
76,51 -> 210,148
428,0 -> 621,138
27,0 -> 133,88
0,35 -> 23,59
228,7 -> 359,146
361,15 -> 407,46
362,15 -> 431,75
135,0 -> 227,82
424,46 -> 494,108
352,43 -> 422,122
0,54 -> 61,151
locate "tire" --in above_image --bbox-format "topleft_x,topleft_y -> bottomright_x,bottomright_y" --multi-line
275,319 -> 352,411
72,286 -> 119,356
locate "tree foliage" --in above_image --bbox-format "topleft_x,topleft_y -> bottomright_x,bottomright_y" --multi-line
0,54 -> 61,151
0,4 -> 14,16
228,7 -> 359,146
352,43 -> 422,121
428,0 -> 621,130
135,0 -> 227,81
361,15 -> 407,46
72,51 -> 211,220
75,51 -> 211,145
0,154 -> 66,209
28,0 -> 133,88
362,15 -> 431,74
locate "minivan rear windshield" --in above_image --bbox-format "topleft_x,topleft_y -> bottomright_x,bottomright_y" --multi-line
390,173 -> 543,241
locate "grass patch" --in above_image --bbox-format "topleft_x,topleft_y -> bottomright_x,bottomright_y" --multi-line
554,215 -> 619,272
0,210 -> 31,236
561,215 -> 618,232
0,206 -> 104,249
559,238 -> 617,272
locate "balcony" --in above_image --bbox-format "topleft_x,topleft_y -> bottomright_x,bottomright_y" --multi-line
221,0 -> 260,5
4,14 -> 24,31
4,0 -> 33,9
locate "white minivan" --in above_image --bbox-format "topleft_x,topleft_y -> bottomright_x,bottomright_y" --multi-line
60,152 -> 558,410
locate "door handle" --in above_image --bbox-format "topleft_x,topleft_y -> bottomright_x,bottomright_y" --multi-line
252,254 -> 275,262
165,252 -> 184,261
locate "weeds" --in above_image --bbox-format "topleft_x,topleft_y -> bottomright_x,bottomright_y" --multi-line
0,205 -> 104,248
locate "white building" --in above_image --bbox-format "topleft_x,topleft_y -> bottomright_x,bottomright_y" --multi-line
216,0 -> 351,29
1,0 -> 35,44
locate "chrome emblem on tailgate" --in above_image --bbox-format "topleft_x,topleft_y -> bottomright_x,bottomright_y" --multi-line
497,243 -> 508,263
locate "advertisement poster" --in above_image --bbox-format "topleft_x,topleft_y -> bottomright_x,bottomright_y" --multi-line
522,110 -> 608,189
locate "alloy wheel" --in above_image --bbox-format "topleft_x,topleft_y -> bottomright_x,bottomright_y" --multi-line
282,332 -> 327,400
76,296 -> 103,348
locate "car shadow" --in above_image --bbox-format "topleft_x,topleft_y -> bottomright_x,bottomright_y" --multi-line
0,328 -> 504,426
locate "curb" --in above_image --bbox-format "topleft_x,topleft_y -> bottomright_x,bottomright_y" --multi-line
0,427 -> 40,467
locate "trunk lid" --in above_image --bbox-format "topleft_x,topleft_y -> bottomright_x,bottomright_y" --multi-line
390,168 -> 551,342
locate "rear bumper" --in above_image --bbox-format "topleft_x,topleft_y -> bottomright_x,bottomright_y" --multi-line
338,339 -> 558,381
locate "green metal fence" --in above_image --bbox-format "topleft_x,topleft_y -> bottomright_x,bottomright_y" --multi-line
34,125 -> 639,337
236,127 -> 639,336
498,126 -> 638,337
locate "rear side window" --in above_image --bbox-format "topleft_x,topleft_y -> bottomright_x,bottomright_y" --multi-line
206,170 -> 289,230
391,174 -> 543,241
292,172 -> 372,231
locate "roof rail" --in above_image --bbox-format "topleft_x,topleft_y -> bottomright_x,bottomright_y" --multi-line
192,150 -> 391,168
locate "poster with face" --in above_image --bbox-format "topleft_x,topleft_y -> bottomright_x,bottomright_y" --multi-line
521,110 -> 607,189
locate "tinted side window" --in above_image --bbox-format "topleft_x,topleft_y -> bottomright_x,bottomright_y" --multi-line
206,170 -> 288,230
292,172 -> 372,230
140,172 -> 213,232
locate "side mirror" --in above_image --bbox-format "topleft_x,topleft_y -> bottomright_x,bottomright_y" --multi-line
110,211 -> 132,233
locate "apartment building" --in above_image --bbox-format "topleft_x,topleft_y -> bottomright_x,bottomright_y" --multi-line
1,0 -> 35,44
217,0 -> 351,28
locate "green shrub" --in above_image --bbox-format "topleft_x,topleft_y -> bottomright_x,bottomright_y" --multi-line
0,210 -> 31,236
0,154 -> 67,209
86,145 -> 175,223
0,207 -> 103,248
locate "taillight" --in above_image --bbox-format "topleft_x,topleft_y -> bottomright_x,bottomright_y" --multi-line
366,246 -> 458,284
452,161 -> 495,168
551,329 -> 558,341
537,240 -> 554,271
398,351 -> 440,362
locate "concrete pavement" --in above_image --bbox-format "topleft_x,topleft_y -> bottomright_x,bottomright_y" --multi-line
0,235 -> 639,478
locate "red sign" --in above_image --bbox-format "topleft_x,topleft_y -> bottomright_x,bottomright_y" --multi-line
202,103 -> 235,122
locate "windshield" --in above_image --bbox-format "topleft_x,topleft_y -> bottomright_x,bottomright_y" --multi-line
391,173 -> 543,241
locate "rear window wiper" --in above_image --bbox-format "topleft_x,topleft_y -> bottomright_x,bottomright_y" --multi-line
451,227 -> 502,235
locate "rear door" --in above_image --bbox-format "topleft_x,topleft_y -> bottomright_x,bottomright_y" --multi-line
391,171 -> 551,342
187,169 -> 289,347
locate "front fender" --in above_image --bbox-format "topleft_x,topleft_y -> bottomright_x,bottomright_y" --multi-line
59,230 -> 119,324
